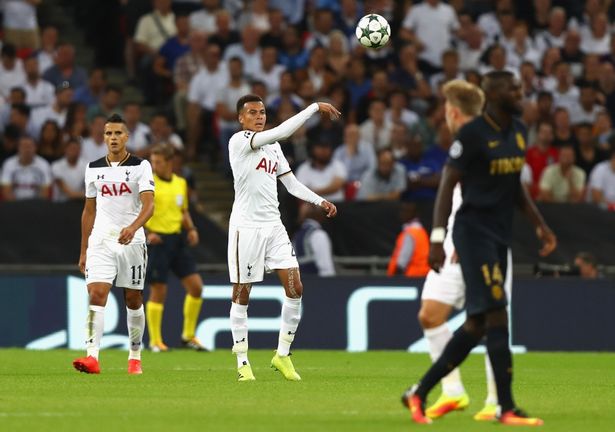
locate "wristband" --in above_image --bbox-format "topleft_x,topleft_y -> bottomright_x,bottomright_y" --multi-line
430,227 -> 446,243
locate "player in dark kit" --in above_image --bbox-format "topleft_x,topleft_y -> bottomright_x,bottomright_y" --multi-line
401,71 -> 557,426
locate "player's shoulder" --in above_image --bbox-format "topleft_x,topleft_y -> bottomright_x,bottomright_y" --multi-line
88,156 -> 108,168
122,154 -> 147,167
231,130 -> 256,143
455,116 -> 486,142
512,117 -> 527,134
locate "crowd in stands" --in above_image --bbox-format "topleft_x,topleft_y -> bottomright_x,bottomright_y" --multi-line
1,0 -> 615,214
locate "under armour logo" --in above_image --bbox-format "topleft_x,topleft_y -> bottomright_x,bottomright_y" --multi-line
125,170 -> 130,181
86,338 -> 94,344
287,331 -> 296,335
131,341 -> 141,347
247,264 -> 252,276
235,337 -> 246,344
97,174 -> 104,180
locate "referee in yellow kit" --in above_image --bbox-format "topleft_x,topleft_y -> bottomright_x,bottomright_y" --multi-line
145,143 -> 206,351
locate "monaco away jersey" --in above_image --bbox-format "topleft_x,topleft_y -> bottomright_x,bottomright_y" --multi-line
85,154 -> 154,243
228,130 -> 291,226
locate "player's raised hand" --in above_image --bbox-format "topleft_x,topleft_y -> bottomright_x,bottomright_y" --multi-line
320,200 -> 337,218
536,225 -> 557,257
118,226 -> 137,245
316,102 -> 341,120
428,242 -> 446,273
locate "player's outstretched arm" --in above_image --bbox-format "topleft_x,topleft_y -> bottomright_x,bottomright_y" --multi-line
118,191 -> 155,245
429,164 -> 461,272
251,102 -> 341,149
517,183 -> 557,257
278,172 -> 337,218
79,198 -> 96,274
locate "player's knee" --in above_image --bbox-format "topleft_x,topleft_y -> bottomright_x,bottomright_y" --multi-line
88,288 -> 109,306
124,290 -> 143,309
417,307 -> 444,329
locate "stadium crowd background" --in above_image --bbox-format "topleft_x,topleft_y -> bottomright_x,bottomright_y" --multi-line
0,0 -> 614,273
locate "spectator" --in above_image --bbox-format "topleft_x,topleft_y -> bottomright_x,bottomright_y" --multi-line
23,56 -> 55,109
306,111 -> 344,152
457,24 -> 486,72
36,26 -> 58,75
215,57 -> 250,173
332,123 -> 374,185
506,22 -> 541,70
537,144 -> 586,203
51,137 -> 86,202
173,31 -> 208,134
266,71 -> 304,113
296,141 -> 347,202
569,82 -> 604,126
62,102 -> 88,141
207,10 -> 240,53
124,102 -> 151,154
238,0 -> 270,33
305,46 -> 328,95
535,7 -> 567,54
429,49 -> 464,94
552,107 -> 575,148
260,8 -> 286,50
80,115 -> 107,162
292,203 -> 336,277
535,90 -> 554,124
388,44 -> 431,104
594,111 -> 613,151
580,12 -> 610,56
1,135 -> 51,200
72,68 -> 107,108
157,14 -> 190,72
278,26 -> 310,72
186,42 -> 227,161
526,121 -> 558,198
223,26 -> 262,80
399,132 -> 442,202
325,30 -> 350,77
386,202 -> 430,277
41,43 -> 87,89
189,0 -> 221,34
575,122 -> 607,178
588,145 -> 615,210
0,44 -> 26,99
357,148 -> 406,201
87,86 -> 122,121
0,124 -> 21,165
30,83 -> 73,138
559,30 -> 584,78
8,102 -> 37,138
2,0 -> 40,49
400,0 -> 460,73
345,57 -> 370,110
574,252 -> 602,279
360,98 -> 392,152
143,113 -> 184,155
134,0 -> 176,56
480,44 -> 517,77
37,120 -> 63,163
519,61 -> 540,102
385,89 -> 419,130
305,8 -> 336,51
0,87 -> 26,133
252,46 -> 286,97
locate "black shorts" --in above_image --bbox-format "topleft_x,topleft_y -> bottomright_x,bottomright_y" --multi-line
453,224 -> 508,315
146,233 -> 197,283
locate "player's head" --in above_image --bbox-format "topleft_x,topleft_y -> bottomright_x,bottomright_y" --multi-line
237,94 -> 266,132
482,71 -> 523,115
150,143 -> 175,177
103,113 -> 129,156
442,79 -> 485,134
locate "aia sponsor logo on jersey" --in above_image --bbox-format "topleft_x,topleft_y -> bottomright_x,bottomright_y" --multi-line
255,157 -> 278,175
101,182 -> 132,196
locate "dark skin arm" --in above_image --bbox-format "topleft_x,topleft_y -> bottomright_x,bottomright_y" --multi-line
428,164 -> 462,272
78,198 -> 96,274
517,183 -> 557,256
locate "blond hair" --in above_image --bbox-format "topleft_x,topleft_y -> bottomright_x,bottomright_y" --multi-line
150,143 -> 175,160
442,79 -> 485,117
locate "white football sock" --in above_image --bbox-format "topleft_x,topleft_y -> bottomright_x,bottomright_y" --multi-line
85,305 -> 105,360
425,323 -> 465,396
484,353 -> 498,405
126,305 -> 145,360
230,302 -> 249,368
277,296 -> 301,356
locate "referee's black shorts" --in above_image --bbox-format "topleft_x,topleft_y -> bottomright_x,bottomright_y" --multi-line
453,223 -> 509,316
146,233 -> 197,283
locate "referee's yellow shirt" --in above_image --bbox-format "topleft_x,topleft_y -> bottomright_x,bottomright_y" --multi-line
146,174 -> 188,234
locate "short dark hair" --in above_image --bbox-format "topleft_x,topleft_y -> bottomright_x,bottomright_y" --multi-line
236,94 -> 263,114
106,113 -> 126,125
1,44 -> 16,58
482,70 -> 514,93
11,103 -> 30,117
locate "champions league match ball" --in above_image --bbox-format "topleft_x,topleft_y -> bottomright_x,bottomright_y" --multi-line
355,14 -> 391,49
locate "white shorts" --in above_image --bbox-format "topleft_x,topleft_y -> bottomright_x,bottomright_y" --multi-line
85,235 -> 148,290
228,224 -> 298,284
421,249 -> 513,309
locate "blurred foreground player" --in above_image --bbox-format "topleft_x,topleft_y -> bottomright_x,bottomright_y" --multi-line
228,95 -> 339,381
145,143 -> 206,352
73,114 -> 155,374
402,72 -> 556,426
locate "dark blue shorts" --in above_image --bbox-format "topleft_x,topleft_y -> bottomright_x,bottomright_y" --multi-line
453,224 -> 509,316
146,233 -> 197,283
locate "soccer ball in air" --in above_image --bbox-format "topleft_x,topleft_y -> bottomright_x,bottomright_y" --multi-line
355,14 -> 391,49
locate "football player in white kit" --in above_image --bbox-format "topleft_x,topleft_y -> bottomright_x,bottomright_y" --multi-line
73,114 -> 155,375
228,94 -> 340,381
418,80 -> 511,421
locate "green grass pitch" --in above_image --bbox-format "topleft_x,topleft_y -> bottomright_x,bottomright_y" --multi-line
1,349 -> 613,431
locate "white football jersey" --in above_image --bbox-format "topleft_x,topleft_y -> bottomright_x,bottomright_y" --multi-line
229,130 -> 292,227
85,154 -> 154,243
444,183 -> 463,257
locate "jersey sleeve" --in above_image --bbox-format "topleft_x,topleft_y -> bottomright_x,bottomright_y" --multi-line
446,124 -> 480,173
84,165 -> 97,198
229,130 -> 257,157
138,160 -> 155,193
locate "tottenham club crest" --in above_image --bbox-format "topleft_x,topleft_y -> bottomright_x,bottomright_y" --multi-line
125,170 -> 130,181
